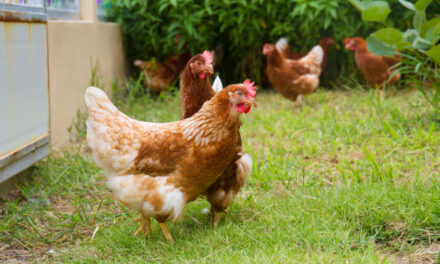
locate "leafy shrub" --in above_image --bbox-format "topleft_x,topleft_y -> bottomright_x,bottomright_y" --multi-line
106,0 -> 439,87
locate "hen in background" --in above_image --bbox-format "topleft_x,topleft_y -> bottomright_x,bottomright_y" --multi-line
85,81 -> 256,242
276,37 -> 335,71
134,35 -> 191,93
180,51 -> 253,227
180,51 -> 215,119
345,37 -> 400,94
263,42 -> 323,105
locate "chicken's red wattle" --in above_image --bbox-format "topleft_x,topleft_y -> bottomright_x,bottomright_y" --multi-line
236,103 -> 251,114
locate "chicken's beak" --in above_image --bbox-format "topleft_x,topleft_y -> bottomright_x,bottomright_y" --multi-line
205,65 -> 214,75
245,97 -> 257,108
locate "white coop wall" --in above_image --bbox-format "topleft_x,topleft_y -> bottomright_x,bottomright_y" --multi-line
0,0 -> 126,186
0,4 -> 49,183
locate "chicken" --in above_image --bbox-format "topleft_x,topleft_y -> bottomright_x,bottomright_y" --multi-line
134,52 -> 191,93
85,80 -> 256,242
180,51 -> 215,119
345,37 -> 400,92
276,37 -> 335,71
180,51 -> 252,227
263,43 -> 323,104
133,59 -> 177,93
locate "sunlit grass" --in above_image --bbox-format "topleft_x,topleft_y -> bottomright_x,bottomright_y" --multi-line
1,85 -> 440,263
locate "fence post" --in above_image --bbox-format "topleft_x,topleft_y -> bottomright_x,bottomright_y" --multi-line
80,0 -> 97,22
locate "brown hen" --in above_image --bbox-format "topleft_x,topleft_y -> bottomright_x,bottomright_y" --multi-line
276,37 -> 335,70
263,43 -> 323,104
345,37 -> 400,92
180,51 -> 253,227
134,51 -> 191,93
85,81 -> 256,242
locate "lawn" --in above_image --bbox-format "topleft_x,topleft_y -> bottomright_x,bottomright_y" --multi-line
1,85 -> 440,263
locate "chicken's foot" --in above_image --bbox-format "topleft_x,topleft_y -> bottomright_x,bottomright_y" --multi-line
379,89 -> 384,99
374,85 -> 385,99
295,94 -> 303,106
159,223 -> 174,242
213,212 -> 222,228
133,215 -> 151,236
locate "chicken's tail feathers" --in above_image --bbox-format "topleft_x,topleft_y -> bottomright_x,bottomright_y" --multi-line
134,60 -> 143,68
307,45 -> 324,64
236,153 -> 252,186
275,37 -> 289,53
84,87 -> 118,114
212,75 -> 223,93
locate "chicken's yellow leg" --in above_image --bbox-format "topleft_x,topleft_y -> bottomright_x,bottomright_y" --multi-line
143,217 -> 151,235
296,94 -> 303,105
133,215 -> 151,236
159,223 -> 174,242
213,212 -> 222,228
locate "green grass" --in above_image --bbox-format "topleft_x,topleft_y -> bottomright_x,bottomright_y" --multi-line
1,86 -> 440,263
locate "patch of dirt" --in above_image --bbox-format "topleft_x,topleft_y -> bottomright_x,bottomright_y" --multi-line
49,196 -> 75,214
3,189 -> 23,202
0,243 -> 48,264
346,151 -> 364,162
392,243 -> 440,264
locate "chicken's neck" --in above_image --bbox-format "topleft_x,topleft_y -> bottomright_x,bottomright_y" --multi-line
267,50 -> 283,67
354,41 -> 368,55
182,74 -> 212,90
181,95 -> 239,147
180,75 -> 215,119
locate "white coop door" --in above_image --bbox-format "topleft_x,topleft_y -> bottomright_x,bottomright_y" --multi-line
0,4 -> 49,183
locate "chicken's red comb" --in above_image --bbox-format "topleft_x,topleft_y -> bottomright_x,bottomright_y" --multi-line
243,79 -> 257,98
202,50 -> 214,65
345,38 -> 351,45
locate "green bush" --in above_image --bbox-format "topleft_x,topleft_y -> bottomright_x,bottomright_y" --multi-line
106,0 -> 439,86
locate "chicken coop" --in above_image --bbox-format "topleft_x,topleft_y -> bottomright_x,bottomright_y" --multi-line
0,1 -> 51,185
0,0 -> 119,186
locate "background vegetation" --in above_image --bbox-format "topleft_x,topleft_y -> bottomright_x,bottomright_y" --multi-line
106,0 -> 439,86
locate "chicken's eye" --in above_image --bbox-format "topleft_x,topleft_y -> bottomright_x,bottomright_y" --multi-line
237,91 -> 243,96
197,61 -> 201,66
